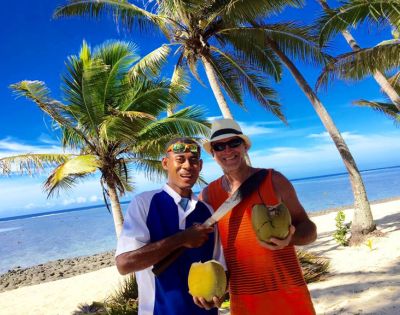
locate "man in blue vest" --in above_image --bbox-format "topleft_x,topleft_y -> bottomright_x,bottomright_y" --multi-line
115,137 -> 224,315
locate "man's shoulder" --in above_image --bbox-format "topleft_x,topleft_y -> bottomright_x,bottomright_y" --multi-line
129,189 -> 164,207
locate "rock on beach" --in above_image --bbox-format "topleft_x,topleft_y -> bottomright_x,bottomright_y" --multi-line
0,251 -> 115,292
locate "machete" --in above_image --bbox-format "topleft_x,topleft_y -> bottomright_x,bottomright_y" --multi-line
152,169 -> 268,276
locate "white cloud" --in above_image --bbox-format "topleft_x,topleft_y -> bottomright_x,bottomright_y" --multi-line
202,130 -> 400,179
76,196 -> 87,203
307,131 -> 364,141
24,203 -> 36,209
89,195 -> 99,202
0,137 -> 70,158
250,132 -> 400,178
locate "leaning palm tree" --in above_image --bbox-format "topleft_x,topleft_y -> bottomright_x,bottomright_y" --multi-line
242,21 -> 376,240
0,40 -> 210,236
53,0 -> 289,121
53,0 -> 377,239
317,0 -> 400,112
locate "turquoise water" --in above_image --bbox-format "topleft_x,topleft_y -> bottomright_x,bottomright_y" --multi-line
0,166 -> 399,274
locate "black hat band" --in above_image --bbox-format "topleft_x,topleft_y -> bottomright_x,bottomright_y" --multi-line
211,128 -> 243,139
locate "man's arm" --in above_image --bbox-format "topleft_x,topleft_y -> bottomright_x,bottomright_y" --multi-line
116,224 -> 214,275
263,170 -> 317,249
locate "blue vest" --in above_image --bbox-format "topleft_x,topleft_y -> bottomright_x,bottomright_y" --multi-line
146,190 -> 218,315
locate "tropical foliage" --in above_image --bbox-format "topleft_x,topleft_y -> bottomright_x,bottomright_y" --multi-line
1,40 -> 210,235
51,0 -> 382,239
317,0 -> 400,116
53,0 -> 291,120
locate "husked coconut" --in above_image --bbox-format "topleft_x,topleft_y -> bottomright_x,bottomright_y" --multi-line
251,203 -> 292,243
188,260 -> 226,302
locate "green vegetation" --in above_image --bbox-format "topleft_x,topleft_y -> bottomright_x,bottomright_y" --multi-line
297,250 -> 330,283
317,0 -> 400,122
1,40 -> 210,236
333,210 -> 350,246
53,0 -> 291,121
73,275 -> 138,315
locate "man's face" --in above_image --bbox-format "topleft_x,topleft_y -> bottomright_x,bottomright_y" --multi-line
211,136 -> 247,172
162,147 -> 202,196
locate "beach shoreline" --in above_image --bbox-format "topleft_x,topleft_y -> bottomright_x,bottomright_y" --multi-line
0,198 -> 399,314
0,251 -> 115,293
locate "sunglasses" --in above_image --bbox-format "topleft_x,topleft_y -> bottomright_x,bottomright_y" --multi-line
167,143 -> 200,154
211,138 -> 243,152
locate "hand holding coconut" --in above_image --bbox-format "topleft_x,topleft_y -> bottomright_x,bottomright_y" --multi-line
188,260 -> 227,310
251,203 -> 296,250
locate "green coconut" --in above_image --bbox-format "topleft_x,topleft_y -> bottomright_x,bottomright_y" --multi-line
188,260 -> 227,302
251,203 -> 292,243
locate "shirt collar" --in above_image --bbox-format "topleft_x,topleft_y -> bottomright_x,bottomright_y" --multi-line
163,183 -> 198,204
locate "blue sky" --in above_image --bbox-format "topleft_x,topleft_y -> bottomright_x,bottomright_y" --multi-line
1,0 -> 399,218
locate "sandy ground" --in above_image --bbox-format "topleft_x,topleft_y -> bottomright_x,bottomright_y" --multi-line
305,199 -> 400,315
0,199 -> 399,315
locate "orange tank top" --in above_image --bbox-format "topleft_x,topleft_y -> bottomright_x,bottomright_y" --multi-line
208,169 -> 315,315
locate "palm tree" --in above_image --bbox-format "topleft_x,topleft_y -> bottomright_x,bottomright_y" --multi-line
53,0 -> 377,239
238,21 -> 376,239
0,40 -> 210,236
53,0 -> 289,121
317,0 -> 400,112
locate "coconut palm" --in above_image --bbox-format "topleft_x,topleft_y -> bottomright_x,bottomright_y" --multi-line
212,16 -> 375,238
52,0 -> 378,239
53,0 -> 290,121
317,0 -> 400,112
0,40 -> 210,236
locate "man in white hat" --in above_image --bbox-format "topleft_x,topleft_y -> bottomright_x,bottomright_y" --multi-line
197,118 -> 317,315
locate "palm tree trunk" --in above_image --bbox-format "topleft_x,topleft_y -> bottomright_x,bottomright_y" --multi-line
318,0 -> 400,111
201,56 -> 234,119
268,39 -> 376,240
107,182 -> 124,237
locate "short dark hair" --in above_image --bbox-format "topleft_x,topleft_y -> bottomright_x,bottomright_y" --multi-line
165,137 -> 201,156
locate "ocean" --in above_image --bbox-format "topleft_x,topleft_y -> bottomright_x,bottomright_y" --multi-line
1,166 -> 399,274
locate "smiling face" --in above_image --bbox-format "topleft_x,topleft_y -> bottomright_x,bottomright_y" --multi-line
162,150 -> 202,197
211,136 -> 248,173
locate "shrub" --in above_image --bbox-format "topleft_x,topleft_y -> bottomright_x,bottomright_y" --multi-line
333,210 -> 350,246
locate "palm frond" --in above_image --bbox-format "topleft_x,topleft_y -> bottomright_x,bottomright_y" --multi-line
216,28 -> 283,80
0,154 -> 72,175
129,157 -> 167,182
136,106 -> 210,146
167,65 -> 191,114
45,155 -> 101,197
316,42 -> 400,90
10,81 -> 72,127
354,99 -> 400,124
128,45 -> 171,81
209,46 -> 285,122
209,0 -> 304,23
318,0 -> 400,46
205,52 -> 243,106
124,79 -> 180,115
93,40 -> 140,108
53,0 -> 167,33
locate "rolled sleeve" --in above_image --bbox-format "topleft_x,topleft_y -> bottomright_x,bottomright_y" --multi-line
115,195 -> 151,257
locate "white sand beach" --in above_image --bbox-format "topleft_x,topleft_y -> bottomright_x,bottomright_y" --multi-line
0,199 -> 399,315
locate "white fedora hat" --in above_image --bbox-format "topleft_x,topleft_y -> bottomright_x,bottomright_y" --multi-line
203,119 -> 251,154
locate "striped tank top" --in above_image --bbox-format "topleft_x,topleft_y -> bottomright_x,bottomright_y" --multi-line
207,169 -> 315,315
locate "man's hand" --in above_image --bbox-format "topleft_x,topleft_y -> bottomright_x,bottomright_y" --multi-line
193,296 -> 223,310
258,225 -> 296,250
181,224 -> 214,248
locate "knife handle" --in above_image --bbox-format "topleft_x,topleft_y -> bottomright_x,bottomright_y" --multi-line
152,247 -> 186,276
